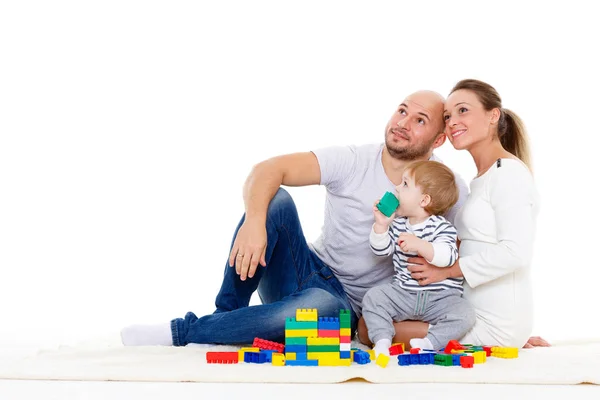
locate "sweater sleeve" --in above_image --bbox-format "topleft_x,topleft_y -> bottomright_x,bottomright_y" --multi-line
429,219 -> 458,267
370,224 -> 395,257
460,161 -> 537,288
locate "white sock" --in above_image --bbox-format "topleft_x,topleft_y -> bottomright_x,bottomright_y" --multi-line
120,323 -> 173,346
373,338 -> 391,358
409,337 -> 433,350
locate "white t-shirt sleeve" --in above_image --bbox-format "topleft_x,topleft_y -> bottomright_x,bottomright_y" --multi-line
311,146 -> 359,194
460,162 -> 537,288
370,224 -> 395,256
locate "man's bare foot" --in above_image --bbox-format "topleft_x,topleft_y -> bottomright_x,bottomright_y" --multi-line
523,336 -> 551,348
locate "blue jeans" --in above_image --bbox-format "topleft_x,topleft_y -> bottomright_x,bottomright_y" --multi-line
171,188 -> 357,345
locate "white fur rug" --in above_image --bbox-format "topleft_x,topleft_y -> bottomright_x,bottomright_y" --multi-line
1,337 -> 599,385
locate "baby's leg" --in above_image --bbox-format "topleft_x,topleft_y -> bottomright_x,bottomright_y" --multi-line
414,291 -> 475,350
361,283 -> 416,356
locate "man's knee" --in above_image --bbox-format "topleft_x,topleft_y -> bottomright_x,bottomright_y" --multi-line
268,188 -> 294,211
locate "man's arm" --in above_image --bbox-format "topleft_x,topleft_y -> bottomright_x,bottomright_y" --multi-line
231,152 -> 321,280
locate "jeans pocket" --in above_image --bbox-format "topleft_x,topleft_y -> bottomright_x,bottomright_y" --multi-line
318,265 -> 334,280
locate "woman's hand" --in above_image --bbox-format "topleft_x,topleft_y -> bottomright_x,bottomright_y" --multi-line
406,256 -> 455,285
228,220 -> 267,281
523,336 -> 551,348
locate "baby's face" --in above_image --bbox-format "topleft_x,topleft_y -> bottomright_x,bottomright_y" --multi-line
395,171 -> 425,217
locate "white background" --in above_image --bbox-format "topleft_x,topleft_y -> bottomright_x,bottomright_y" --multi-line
1,0 -> 599,351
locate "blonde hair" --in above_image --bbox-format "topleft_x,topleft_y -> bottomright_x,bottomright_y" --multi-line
450,79 -> 532,171
405,160 -> 459,216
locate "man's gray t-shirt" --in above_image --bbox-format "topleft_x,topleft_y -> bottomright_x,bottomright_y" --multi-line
309,143 -> 469,316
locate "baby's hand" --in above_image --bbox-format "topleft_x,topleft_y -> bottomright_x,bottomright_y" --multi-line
373,200 -> 394,227
398,233 -> 423,254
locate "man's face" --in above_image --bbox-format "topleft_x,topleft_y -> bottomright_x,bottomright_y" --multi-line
384,92 -> 445,161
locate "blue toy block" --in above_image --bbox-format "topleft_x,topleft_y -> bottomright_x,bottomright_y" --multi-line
295,352 -> 307,361
353,350 -> 371,365
452,354 -> 465,366
340,351 -> 351,359
286,359 -> 318,366
317,317 -> 340,330
285,345 -> 307,353
409,353 -> 420,365
260,350 -> 276,362
419,353 -> 435,365
244,352 -> 267,364
398,354 -> 412,366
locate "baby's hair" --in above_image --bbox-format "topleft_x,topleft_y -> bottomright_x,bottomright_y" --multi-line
404,160 -> 459,216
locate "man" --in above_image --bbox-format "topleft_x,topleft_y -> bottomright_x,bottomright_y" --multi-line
121,90 -> 468,346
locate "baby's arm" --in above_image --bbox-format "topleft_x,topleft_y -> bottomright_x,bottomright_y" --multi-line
428,219 -> 459,267
370,221 -> 395,257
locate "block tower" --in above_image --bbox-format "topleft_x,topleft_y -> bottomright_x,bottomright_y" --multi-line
284,308 -> 352,366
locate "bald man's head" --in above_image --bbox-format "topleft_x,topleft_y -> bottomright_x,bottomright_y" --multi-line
383,90 -> 447,161
403,90 -> 446,133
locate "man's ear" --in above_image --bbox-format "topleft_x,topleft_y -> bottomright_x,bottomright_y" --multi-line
421,194 -> 432,208
431,131 -> 446,150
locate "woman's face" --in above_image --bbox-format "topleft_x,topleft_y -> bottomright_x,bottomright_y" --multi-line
443,89 -> 497,151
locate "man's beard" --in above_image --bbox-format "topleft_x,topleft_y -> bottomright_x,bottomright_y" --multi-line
385,131 -> 438,161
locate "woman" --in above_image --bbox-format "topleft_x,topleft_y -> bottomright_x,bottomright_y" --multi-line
358,79 -> 549,349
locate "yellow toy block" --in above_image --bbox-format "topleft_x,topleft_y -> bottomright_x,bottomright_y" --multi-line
296,308 -> 318,322
473,351 -> 487,364
238,347 -> 260,362
367,349 -> 375,360
307,352 -> 340,361
451,349 -> 465,354
272,353 -> 285,366
307,337 -> 340,346
285,352 -> 297,360
318,358 -> 351,366
491,347 -> 518,358
340,328 -> 351,336
285,329 -> 318,338
376,353 -> 390,368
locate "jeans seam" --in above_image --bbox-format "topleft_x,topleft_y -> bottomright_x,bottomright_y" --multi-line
277,223 -> 303,289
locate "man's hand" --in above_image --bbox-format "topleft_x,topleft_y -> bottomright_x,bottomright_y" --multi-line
406,256 -> 451,285
228,220 -> 267,281
398,233 -> 423,254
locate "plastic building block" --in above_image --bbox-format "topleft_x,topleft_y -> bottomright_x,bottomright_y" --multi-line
272,353 -> 285,366
238,347 -> 259,362
434,354 -> 454,366
286,359 -> 319,366
318,358 -> 351,366
353,350 -> 371,365
398,354 -> 411,366
377,191 -> 400,217
339,309 -> 351,328
206,352 -> 238,364
376,353 -> 390,368
317,317 -> 340,330
340,351 -> 351,359
285,337 -> 307,345
296,308 -> 318,322
244,352 -> 268,364
307,337 -> 340,346
317,329 -> 340,338
389,343 -> 405,355
444,340 -> 464,354
285,329 -> 318,338
491,347 -> 518,359
253,337 -> 285,353
410,347 -> 421,354
285,344 -> 307,353
419,353 -> 435,365
340,328 -> 351,337
473,351 -> 487,364
260,350 -> 277,362
285,318 -> 317,330
460,355 -> 474,368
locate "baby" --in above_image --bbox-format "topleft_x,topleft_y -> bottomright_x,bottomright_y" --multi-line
362,160 -> 475,357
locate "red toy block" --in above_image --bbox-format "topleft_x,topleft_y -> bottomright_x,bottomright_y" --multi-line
339,336 -> 351,344
410,348 -> 420,354
206,352 -> 238,364
460,355 -> 474,368
483,346 -> 492,357
444,340 -> 464,354
252,337 -> 285,353
318,329 -> 340,338
389,343 -> 405,355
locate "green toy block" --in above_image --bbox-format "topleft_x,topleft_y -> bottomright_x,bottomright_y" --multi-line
377,191 -> 400,217
339,309 -> 351,328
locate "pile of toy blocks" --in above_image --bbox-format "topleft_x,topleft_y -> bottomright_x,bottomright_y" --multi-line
205,308 -> 519,368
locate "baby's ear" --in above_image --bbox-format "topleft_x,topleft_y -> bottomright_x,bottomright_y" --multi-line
421,194 -> 431,208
